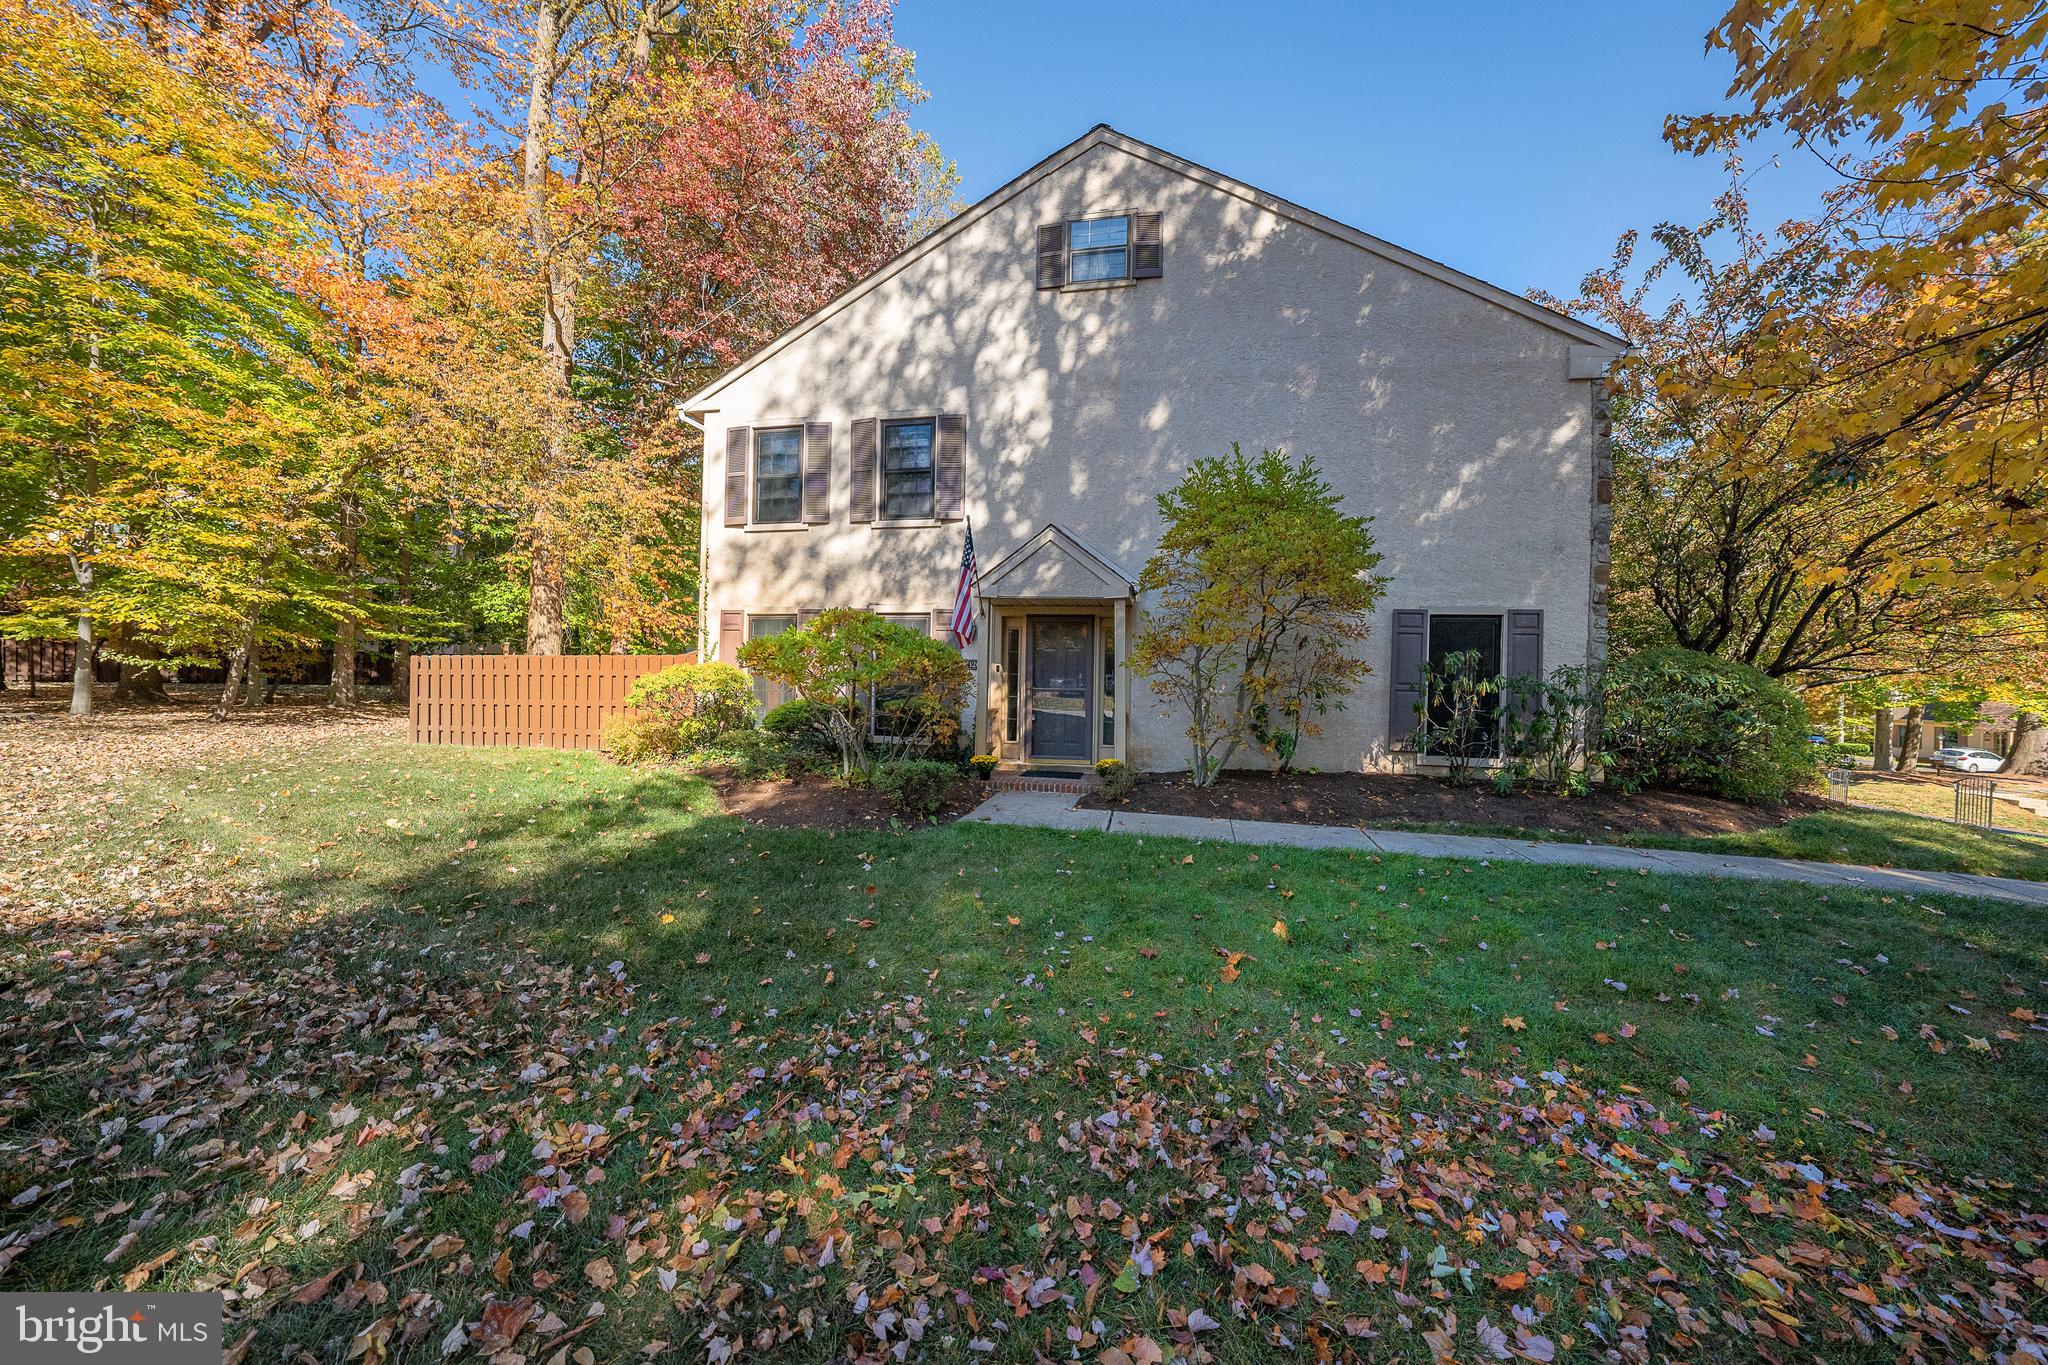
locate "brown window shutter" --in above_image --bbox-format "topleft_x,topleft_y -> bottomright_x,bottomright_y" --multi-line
797,608 -> 822,625
935,413 -> 966,520
1387,609 -> 1428,745
1131,211 -> 1163,278
802,422 -> 831,524
723,426 -> 750,527
849,418 -> 876,524
930,608 -> 951,642
1035,223 -> 1066,289
1506,611 -> 1544,682
718,610 -> 743,665
1505,610 -> 1544,720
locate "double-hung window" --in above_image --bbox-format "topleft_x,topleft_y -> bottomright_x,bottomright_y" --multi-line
879,419 -> 935,521
1068,215 -> 1129,282
753,427 -> 803,525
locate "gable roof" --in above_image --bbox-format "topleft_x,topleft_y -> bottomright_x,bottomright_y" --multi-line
977,523 -> 1136,601
680,124 -> 1626,415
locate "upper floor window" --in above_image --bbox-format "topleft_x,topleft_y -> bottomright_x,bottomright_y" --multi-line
753,427 -> 803,524
1068,215 -> 1129,282
1036,212 -> 1160,290
880,419 -> 935,521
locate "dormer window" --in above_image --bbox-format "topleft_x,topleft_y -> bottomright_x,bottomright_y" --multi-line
1068,216 -> 1129,281
1036,212 -> 1162,289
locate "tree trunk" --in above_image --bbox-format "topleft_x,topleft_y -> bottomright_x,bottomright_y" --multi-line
213,617 -> 257,721
1872,706 -> 1895,772
1895,704 -> 1924,773
69,613 -> 94,717
391,536 -> 413,705
115,661 -> 169,704
2001,711 -> 2045,774
244,656 -> 267,708
522,0 -> 576,657
526,533 -> 567,654
330,491 -> 360,704
330,621 -> 356,704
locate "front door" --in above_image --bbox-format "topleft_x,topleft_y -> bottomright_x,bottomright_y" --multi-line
1027,617 -> 1093,761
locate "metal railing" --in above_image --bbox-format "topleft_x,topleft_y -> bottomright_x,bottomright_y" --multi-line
1955,776 -> 1997,830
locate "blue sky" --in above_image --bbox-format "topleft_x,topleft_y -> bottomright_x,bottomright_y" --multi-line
893,2 -> 1837,303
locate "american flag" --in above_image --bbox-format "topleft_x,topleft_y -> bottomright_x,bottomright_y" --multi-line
949,523 -> 978,646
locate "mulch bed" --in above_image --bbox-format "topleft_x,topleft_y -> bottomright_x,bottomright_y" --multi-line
703,770 -> 986,831
1080,770 -> 1827,838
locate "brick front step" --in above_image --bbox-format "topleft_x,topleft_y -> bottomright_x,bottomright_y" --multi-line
986,773 -> 1093,795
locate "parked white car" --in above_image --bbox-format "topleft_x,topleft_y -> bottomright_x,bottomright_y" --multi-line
1931,747 -> 2004,774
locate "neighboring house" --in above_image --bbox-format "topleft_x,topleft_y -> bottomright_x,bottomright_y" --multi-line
683,126 -> 1624,774
1892,704 -> 2021,763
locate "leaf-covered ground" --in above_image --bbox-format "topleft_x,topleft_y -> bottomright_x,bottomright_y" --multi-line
3,698 -> 2045,1363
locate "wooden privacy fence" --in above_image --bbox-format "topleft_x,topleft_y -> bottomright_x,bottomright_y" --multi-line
410,653 -> 696,750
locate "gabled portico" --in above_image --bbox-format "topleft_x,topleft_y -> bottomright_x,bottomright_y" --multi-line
975,524 -> 1136,770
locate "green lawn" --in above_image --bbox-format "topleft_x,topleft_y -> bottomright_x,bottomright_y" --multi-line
1617,806 -> 2048,881
3,728 -> 2044,1362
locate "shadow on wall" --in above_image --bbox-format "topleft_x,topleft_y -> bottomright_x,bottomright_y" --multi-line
715,142 -> 1588,618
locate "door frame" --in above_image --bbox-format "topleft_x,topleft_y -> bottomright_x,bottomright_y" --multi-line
1024,615 -> 1095,764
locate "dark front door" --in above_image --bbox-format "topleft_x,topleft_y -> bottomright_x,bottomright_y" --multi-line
1028,617 -> 1093,760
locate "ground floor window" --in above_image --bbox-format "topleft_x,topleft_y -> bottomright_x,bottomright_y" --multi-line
871,613 -> 931,739
1101,631 -> 1116,750
1424,613 -> 1503,758
747,614 -> 797,709
1004,625 -> 1021,743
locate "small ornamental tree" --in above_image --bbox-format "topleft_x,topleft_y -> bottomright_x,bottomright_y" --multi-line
1134,446 -> 1388,786
737,609 -> 969,777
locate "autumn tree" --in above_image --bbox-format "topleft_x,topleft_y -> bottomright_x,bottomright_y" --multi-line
1133,447 -> 1387,785
0,0 -> 336,717
1668,2 -> 2047,597
1543,169 -> 2037,691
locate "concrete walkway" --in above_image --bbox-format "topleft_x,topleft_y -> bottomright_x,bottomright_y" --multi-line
966,790 -> 2048,907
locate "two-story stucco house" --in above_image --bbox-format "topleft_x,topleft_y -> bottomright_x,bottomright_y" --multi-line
682,125 -> 1624,775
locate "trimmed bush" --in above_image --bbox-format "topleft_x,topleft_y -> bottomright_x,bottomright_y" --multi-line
1602,647 -> 1818,803
872,759 -> 957,817
1094,758 -> 1135,800
626,662 -> 755,753
600,713 -> 683,766
762,698 -> 832,736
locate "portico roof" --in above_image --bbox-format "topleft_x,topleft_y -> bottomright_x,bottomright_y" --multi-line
977,524 -> 1136,602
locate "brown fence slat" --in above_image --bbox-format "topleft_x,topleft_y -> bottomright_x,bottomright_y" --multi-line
408,653 -> 696,751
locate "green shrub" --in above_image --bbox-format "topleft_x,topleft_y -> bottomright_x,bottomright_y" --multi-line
626,662 -> 755,752
1094,758 -> 1136,800
762,698 -> 832,736
872,759 -> 957,817
1602,647 -> 1818,803
600,713 -> 682,766
1817,741 -> 1868,768
739,610 -> 970,775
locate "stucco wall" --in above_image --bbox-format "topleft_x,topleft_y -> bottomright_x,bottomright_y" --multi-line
697,138 -> 1603,773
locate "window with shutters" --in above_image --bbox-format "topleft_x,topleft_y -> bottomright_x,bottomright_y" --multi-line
1425,614 -> 1504,757
1068,215 -> 1128,282
879,419 -> 935,521
752,427 -> 803,525
1039,212 -> 1160,290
